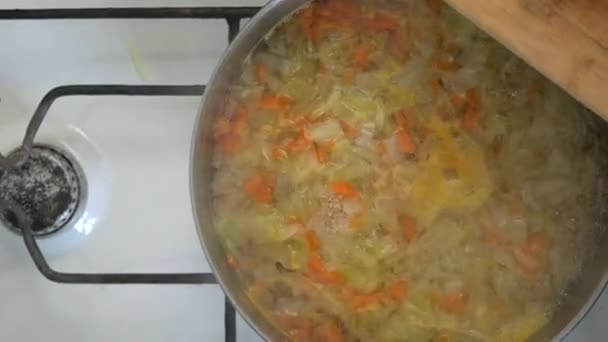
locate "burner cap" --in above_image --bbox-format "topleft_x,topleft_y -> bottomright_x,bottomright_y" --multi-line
0,145 -> 85,236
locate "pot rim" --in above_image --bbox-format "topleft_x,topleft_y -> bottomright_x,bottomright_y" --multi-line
190,1 -> 309,341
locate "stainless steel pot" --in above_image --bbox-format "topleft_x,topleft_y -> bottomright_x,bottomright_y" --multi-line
190,1 -> 608,340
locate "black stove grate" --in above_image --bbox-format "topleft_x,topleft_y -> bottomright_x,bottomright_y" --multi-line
0,6 -> 262,342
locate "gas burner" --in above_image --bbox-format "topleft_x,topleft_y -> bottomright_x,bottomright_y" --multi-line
0,144 -> 86,236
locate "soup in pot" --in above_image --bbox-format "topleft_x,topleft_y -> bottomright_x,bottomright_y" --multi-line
210,0 -> 605,340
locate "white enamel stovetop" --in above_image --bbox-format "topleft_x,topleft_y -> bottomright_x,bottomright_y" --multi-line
0,1 -> 605,341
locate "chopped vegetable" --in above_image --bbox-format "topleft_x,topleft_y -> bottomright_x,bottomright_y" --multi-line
259,94 -> 293,112
298,5 -> 318,40
339,120 -> 360,138
399,214 -> 418,242
460,88 -> 481,130
349,290 -> 384,311
436,334 -> 450,342
319,320 -> 344,342
310,120 -> 344,142
512,246 -> 540,274
216,132 -> 241,155
433,289 -> 468,315
368,10 -> 399,32
308,253 -> 345,285
427,0 -> 444,15
227,255 -> 238,268
524,231 -> 550,255
255,63 -> 267,83
387,280 -> 408,301
353,46 -> 372,69
244,172 -> 274,204
307,252 -> 327,274
287,129 -> 311,153
331,181 -> 358,198
314,143 -> 328,163
306,230 -> 321,251
397,128 -> 417,154
432,51 -> 461,72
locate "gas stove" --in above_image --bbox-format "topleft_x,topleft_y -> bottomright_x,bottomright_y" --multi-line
0,1 -> 605,341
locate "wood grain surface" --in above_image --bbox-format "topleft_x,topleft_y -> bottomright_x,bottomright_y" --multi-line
444,0 -> 608,120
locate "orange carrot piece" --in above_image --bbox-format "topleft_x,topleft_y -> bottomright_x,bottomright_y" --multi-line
393,110 -> 408,128
290,322 -> 313,340
259,94 -> 293,112
482,227 -> 508,247
353,46 -> 372,69
243,173 -> 274,204
287,129 -> 310,153
307,253 -> 344,285
439,289 -> 468,314
281,315 -> 313,340
331,181 -> 358,198
272,147 -> 288,161
324,271 -> 345,285
397,128 -> 417,154
369,10 -> 399,32
436,334 -> 450,342
351,292 -> 383,311
430,78 -> 443,93
287,216 -> 300,224
343,68 -> 357,84
525,231 -> 550,255
339,120 -> 360,138
214,107 -> 249,156
232,106 -> 248,132
255,63 -> 267,83
320,0 -> 358,21
387,280 -> 408,301
329,0 -> 358,17
467,88 -> 481,106
306,230 -> 321,251
512,246 -> 540,273
313,0 -> 357,37
213,118 -> 232,138
227,255 -> 238,268
461,88 -> 481,130
307,252 -> 326,274
261,171 -> 276,188
298,4 -> 318,40
217,132 -> 241,155
432,51 -> 461,72
389,30 -> 409,62
462,107 -> 480,130
399,214 -> 418,242
450,92 -> 468,110
319,321 -> 344,342
393,110 -> 416,154
314,142 -> 328,163
349,211 -> 366,231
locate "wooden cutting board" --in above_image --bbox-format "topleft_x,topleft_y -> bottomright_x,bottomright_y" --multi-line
444,0 -> 608,120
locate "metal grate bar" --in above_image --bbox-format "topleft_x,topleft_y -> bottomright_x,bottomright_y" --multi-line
0,7 -> 259,20
225,297 -> 237,342
0,5 -> 262,340
17,84 -> 211,284
20,85 -> 205,163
